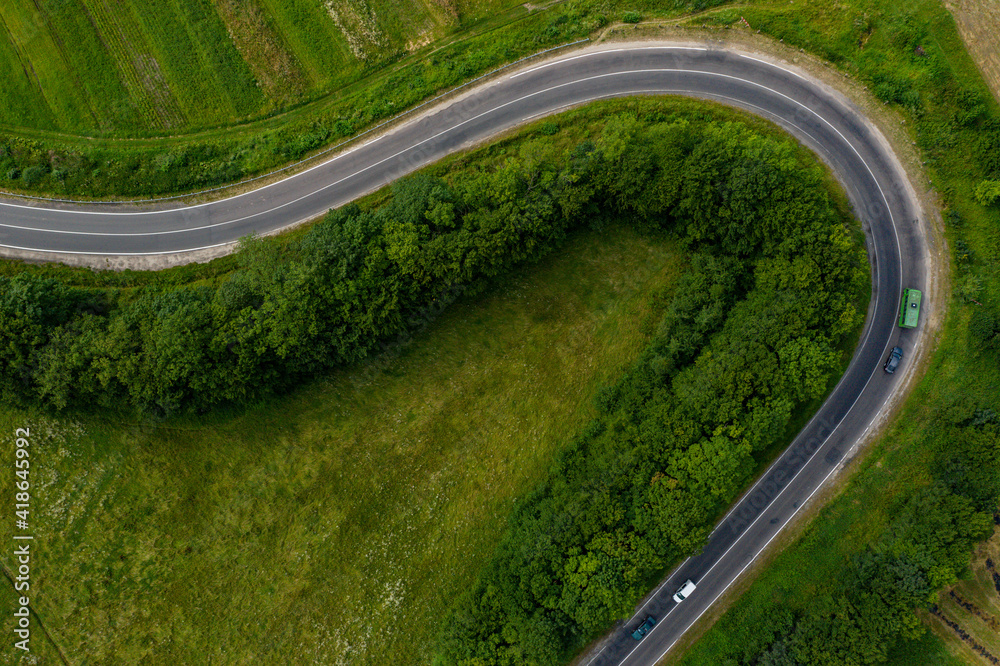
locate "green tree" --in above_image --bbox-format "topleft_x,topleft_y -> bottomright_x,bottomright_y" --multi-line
0,274 -> 76,401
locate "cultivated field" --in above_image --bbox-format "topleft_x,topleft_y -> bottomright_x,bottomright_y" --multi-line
0,0 -> 520,136
944,0 -> 1000,104
925,529 -> 1000,665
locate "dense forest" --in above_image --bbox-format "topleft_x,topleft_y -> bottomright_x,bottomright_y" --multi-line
430,115 -> 868,664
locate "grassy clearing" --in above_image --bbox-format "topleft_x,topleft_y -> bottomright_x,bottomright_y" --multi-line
0,223 -> 683,664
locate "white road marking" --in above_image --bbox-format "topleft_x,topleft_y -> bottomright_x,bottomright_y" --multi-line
0,239 -> 235,256
738,53 -> 808,80
510,46 -> 707,79
0,60 -> 901,264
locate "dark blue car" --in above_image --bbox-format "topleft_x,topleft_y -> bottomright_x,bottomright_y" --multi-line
884,346 -> 903,374
631,615 -> 656,640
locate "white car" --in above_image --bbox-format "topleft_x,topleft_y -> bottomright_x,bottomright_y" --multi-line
672,579 -> 697,604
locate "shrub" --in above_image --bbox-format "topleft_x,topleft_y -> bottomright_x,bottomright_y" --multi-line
21,165 -> 47,187
973,179 -> 1000,207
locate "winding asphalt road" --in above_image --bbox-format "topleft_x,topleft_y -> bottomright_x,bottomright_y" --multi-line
0,43 -> 926,665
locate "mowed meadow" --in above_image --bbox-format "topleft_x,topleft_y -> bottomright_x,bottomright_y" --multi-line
0,0 -> 519,136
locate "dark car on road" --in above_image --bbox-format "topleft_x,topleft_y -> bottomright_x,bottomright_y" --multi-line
884,346 -> 903,374
631,615 -> 656,640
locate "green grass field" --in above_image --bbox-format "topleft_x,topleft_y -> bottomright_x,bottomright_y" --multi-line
0,223 -> 684,664
0,0 -> 521,137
